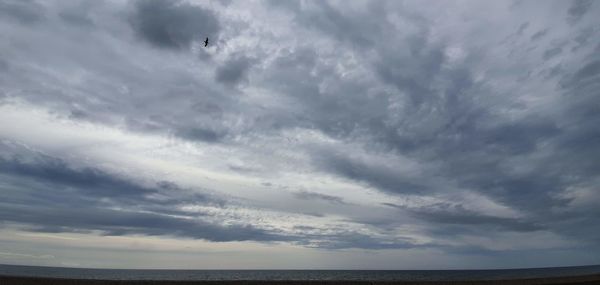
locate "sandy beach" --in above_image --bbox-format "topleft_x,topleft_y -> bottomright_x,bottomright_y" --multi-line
2,274 -> 600,285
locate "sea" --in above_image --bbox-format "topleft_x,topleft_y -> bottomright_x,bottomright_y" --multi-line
1,264 -> 600,281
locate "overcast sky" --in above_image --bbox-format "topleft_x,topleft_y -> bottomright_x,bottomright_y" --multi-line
0,0 -> 599,270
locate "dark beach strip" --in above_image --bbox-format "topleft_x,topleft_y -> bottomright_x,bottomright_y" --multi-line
2,274 -> 600,285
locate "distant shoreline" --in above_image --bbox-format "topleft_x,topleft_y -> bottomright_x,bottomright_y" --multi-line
2,274 -> 600,285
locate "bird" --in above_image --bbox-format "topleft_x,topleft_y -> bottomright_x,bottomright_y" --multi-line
204,37 -> 209,47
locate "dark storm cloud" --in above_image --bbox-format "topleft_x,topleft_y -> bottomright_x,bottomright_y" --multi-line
130,0 -> 219,49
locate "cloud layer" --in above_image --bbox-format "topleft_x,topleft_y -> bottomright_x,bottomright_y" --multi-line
0,0 -> 599,269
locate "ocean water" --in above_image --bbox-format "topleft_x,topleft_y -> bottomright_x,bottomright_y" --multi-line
1,264 -> 600,281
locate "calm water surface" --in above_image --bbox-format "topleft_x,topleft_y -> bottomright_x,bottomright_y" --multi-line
1,264 -> 600,281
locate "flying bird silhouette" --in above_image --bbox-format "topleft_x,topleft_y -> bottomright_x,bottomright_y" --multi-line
204,37 -> 209,47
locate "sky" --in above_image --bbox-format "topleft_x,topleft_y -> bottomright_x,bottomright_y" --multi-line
0,0 -> 599,270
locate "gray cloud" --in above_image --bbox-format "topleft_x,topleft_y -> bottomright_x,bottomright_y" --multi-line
0,0 -> 46,24
383,203 -> 544,233
1,0 -> 600,266
517,22 -> 530,35
293,1 -> 387,49
215,55 -> 254,86
315,151 -> 426,195
129,0 -> 219,49
573,60 -> 600,81
58,6 -> 95,28
0,155 -> 154,200
543,47 -> 563,60
0,203 -> 283,242
572,27 -> 595,51
567,0 -> 593,23
293,190 -> 346,205
175,127 -> 225,143
0,150 -> 217,210
280,1 -> 600,251
303,232 -> 418,250
0,146 -> 284,242
530,29 -> 548,41
291,225 -> 421,250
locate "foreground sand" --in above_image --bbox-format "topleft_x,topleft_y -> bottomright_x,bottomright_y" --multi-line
1,274 -> 600,285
